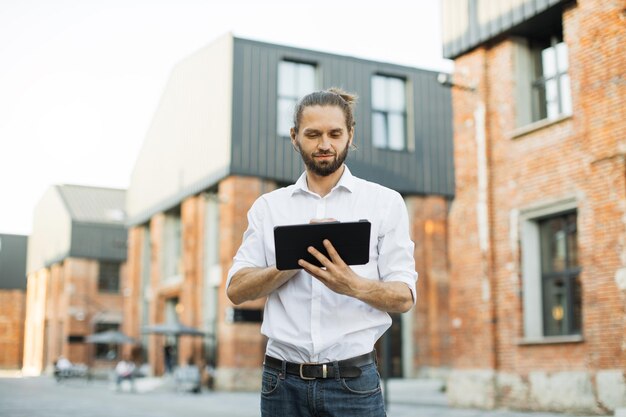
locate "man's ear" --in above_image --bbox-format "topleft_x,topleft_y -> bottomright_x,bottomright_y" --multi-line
290,128 -> 300,153
290,128 -> 297,145
348,127 -> 354,147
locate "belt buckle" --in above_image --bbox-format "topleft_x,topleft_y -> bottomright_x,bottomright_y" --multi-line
299,363 -> 327,380
299,363 -> 315,380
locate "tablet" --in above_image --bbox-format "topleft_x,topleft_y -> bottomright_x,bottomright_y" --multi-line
274,220 -> 371,270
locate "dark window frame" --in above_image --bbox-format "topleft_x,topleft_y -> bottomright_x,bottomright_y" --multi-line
538,211 -> 581,337
98,260 -> 121,293
529,35 -> 572,122
371,74 -> 408,151
277,60 -> 317,137
93,322 -> 120,360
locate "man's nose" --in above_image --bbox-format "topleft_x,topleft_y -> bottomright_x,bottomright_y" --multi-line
318,135 -> 331,149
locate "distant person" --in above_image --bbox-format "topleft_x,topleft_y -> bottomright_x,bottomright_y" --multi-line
54,355 -> 73,382
226,88 -> 417,416
175,358 -> 201,393
204,359 -> 216,391
164,345 -> 174,374
115,356 -> 136,392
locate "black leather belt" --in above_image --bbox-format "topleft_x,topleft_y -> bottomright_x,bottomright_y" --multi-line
264,351 -> 376,380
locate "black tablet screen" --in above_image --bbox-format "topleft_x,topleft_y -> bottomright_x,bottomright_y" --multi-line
273,220 -> 371,270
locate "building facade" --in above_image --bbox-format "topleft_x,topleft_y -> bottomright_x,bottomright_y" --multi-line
22,185 -> 127,375
0,234 -> 28,369
124,34 -> 455,389
442,0 -> 625,414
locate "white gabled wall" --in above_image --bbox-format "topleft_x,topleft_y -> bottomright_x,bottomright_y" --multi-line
127,33 -> 234,222
27,187 -> 72,274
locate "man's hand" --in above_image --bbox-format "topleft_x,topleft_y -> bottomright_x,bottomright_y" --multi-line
298,239 -> 414,313
298,239 -> 361,297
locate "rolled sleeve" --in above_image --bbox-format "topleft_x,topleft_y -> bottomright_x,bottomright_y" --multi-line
225,197 -> 268,290
376,192 -> 418,305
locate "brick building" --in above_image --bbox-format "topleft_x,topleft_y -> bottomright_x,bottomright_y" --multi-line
442,0 -> 625,414
0,233 -> 28,369
22,185 -> 127,375
125,34 -> 454,389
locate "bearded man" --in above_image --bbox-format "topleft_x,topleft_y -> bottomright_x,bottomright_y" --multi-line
226,87 -> 417,417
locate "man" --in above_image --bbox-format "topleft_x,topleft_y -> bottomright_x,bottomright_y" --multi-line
115,355 -> 136,393
226,88 -> 417,417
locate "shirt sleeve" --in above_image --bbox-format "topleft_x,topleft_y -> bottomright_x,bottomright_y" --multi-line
225,197 -> 268,290
376,191 -> 418,305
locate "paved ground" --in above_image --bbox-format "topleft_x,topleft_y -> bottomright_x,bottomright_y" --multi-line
0,371 -> 606,417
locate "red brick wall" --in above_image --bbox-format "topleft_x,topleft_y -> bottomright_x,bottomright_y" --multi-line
179,195 -> 205,365
566,0 -> 626,372
217,176 -> 275,373
147,213 -> 165,374
410,195 -> 451,371
0,290 -> 25,369
448,0 -> 625,379
448,46 -> 498,370
123,226 -> 143,359
128,195 -> 215,374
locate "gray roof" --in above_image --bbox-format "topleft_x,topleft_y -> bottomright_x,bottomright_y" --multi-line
56,185 -> 126,225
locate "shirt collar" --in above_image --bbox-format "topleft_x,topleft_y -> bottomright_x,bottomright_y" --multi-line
291,165 -> 355,196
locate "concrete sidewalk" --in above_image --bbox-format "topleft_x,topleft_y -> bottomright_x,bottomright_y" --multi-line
0,372 -> 610,417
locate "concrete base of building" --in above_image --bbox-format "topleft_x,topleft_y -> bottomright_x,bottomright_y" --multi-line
415,366 -> 452,381
447,369 -> 625,415
214,367 -> 262,391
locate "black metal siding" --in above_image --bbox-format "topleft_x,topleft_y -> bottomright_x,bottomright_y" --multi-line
0,234 -> 27,290
69,223 -> 127,262
230,38 -> 454,197
443,0 -> 571,59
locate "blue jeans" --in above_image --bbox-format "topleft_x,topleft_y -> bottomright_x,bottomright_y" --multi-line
261,362 -> 386,417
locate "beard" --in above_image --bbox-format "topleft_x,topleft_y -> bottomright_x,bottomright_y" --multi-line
297,142 -> 350,177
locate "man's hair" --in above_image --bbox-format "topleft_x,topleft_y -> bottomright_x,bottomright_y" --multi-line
292,87 -> 358,133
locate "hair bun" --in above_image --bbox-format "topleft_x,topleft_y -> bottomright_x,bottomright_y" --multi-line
326,87 -> 358,107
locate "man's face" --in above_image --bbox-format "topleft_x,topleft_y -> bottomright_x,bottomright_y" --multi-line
291,105 -> 353,177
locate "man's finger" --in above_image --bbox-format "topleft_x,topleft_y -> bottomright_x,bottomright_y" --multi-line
322,239 -> 345,265
298,259 -> 328,279
307,245 -> 332,268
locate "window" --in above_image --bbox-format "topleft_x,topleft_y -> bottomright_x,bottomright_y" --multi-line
93,322 -> 119,360
232,308 -> 263,323
98,261 -> 120,293
538,212 -> 581,336
531,37 -> 572,122
67,335 -> 86,343
521,201 -> 581,340
514,34 -> 572,127
277,61 -> 316,137
371,75 -> 407,151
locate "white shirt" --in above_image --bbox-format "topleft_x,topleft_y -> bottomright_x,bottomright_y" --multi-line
226,166 -> 417,363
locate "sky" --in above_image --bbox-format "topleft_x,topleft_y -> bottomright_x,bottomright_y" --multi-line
0,0 -> 453,236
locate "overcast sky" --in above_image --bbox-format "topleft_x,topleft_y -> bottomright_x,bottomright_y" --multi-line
0,0 -> 453,235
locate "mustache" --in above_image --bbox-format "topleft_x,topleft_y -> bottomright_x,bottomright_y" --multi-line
312,150 -> 336,156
